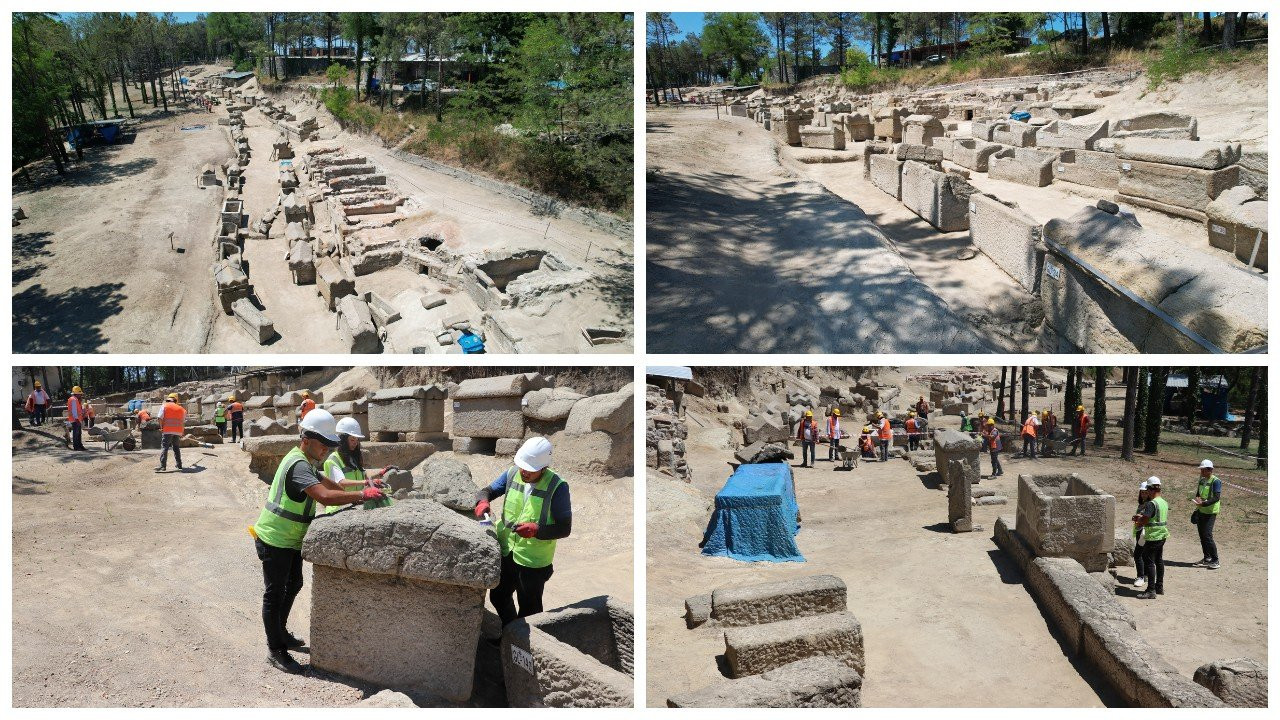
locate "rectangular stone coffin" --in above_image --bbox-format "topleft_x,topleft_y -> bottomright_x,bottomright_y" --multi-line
900,161 -> 972,232
316,259 -> 356,311
367,385 -> 446,433
991,121 -> 1037,147
969,194 -> 1042,292
989,147 -> 1059,187
336,295 -> 381,353
1117,160 -> 1240,219
501,596 -> 634,708
1053,150 -> 1120,190
711,574 -> 846,627
1205,187 -> 1267,271
231,298 -> 274,344
949,138 -> 1002,172
771,118 -> 801,146
1015,473 -> 1115,572
724,612 -> 865,679
902,115 -> 944,147
932,429 -> 981,487
452,373 -> 545,439
667,657 -> 862,708
869,154 -> 903,200
302,501 -> 501,703
799,126 -> 845,151
1037,119 -> 1108,150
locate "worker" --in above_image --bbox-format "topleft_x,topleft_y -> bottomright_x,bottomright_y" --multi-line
915,395 -> 930,421
1190,459 -> 1222,570
959,410 -> 971,432
985,418 -> 1003,477
826,409 -> 844,462
156,393 -> 187,472
1021,411 -> 1040,459
228,395 -> 245,442
1069,405 -> 1090,456
904,412 -> 920,451
975,410 -> 988,434
1133,477 -> 1168,599
297,390 -> 316,422
28,380 -> 49,426
859,426 -> 876,459
66,386 -> 88,451
321,417 -> 393,514
473,437 -> 571,626
214,401 -> 228,437
1132,480 -> 1152,590
252,409 -> 385,674
877,412 -> 892,462
796,410 -> 819,468
84,400 -> 96,429
137,407 -> 152,426
1046,409 -> 1059,438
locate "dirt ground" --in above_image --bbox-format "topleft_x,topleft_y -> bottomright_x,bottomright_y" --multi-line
14,69 -> 632,353
11,430 -> 632,707
646,367 -> 1266,707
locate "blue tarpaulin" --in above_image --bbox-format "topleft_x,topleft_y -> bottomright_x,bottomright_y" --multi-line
700,463 -> 804,562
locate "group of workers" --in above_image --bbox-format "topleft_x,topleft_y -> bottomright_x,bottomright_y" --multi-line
794,396 -> 934,468
1130,459 -> 1224,600
248,408 -> 572,675
24,384 -> 96,450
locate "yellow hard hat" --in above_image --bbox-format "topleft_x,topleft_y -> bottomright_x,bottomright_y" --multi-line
167,393 -> 179,401
34,381 -> 41,388
863,426 -> 872,433
832,408 -> 841,416
987,418 -> 996,425
804,410 -> 813,417
1076,405 -> 1085,412
227,394 -> 236,402
876,411 -> 884,418
908,411 -> 916,417
301,390 -> 311,398
71,386 -> 83,394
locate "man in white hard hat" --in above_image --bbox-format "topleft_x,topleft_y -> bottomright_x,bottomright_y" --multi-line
474,436 -> 572,626
251,409 -> 386,674
1190,459 -> 1222,570
1132,476 -> 1168,599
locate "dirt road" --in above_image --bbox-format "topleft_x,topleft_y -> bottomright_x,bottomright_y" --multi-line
646,395 -> 1266,706
646,106 -> 986,354
12,431 -> 631,707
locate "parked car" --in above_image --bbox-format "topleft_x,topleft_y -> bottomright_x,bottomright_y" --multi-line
403,79 -> 438,92
923,54 -> 947,65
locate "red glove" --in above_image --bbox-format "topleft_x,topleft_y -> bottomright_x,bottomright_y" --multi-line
474,500 -> 490,518
514,522 -> 539,539
361,487 -> 385,501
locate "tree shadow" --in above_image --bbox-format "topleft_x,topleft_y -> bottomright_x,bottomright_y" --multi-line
13,282 -> 126,352
12,475 -> 49,496
59,156 -> 158,188
12,231 -> 54,285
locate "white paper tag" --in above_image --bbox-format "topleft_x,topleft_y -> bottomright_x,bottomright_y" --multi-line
511,645 -> 535,675
1056,165 -> 1064,172
1121,163 -> 1131,172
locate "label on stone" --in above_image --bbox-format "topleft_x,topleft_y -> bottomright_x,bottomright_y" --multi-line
1057,165 -> 1064,172
1045,262 -> 1061,281
1121,163 -> 1131,172
453,401 -> 461,410
969,202 -> 976,213
511,645 -> 535,675
1211,224 -> 1226,235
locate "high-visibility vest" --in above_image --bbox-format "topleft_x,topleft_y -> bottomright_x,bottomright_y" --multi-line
160,401 -> 187,435
1144,496 -> 1169,542
1022,417 -> 1037,438
988,430 -> 1002,452
215,406 -> 227,423
879,418 -> 892,440
67,396 -> 85,422
229,402 -> 244,418
138,410 -> 152,423
85,403 -> 95,418
827,417 -> 842,440
320,451 -> 393,514
1076,413 -> 1090,435
1196,475 -> 1221,515
252,446 -> 317,550
859,435 -> 874,452
799,419 -> 818,441
905,418 -> 918,434
494,467 -> 565,569
299,398 -> 315,419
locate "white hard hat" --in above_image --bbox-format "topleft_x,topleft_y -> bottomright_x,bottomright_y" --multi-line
335,416 -> 365,439
1147,476 -> 1161,487
514,436 -> 553,472
1199,459 -> 1214,469
299,408 -> 340,446
1139,481 -> 1148,491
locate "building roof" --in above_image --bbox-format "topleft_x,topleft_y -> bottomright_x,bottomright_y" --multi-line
646,366 -> 692,381
219,71 -> 255,80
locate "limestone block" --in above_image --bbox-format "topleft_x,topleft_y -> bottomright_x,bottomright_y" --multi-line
251,416 -> 289,436
1119,159 -> 1239,216
742,413 -> 788,445
1037,118 -> 1108,150
302,501 -> 500,701
932,429 -> 981,487
949,138 -> 1002,172
355,690 -> 418,707
724,612 -> 865,679
1026,556 -> 1136,655
991,120 -> 1037,147
989,147 -> 1059,187
367,385 -> 446,434
407,455 -> 478,513
1205,185 -> 1267,270
1082,617 -> 1224,707
564,384 -> 633,436
1111,528 -> 1135,568
1193,658 -> 1267,707
711,574 -> 846,627
1110,112 -> 1198,141
1016,473 -> 1115,572
902,114 -> 944,147
948,458 -> 974,532
495,437 -> 522,456
869,154 -> 903,200
900,161 -> 974,232
336,295 -> 381,353
771,117 -> 801,146
968,194 -> 1042,292
287,239 -> 315,285
523,387 -> 586,422
316,259 -> 356,311
895,143 -> 943,163
231,298 -> 274,344
453,375 -> 537,439
1237,145 -> 1267,198
667,657 -> 862,708
1117,138 -> 1241,170
501,596 -> 633,708
799,125 -> 845,151
684,594 -> 712,629
1053,149 -> 1120,190
360,442 -> 436,473
971,119 -> 997,141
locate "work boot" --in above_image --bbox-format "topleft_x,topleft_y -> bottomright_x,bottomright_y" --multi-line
1136,589 -> 1156,600
284,633 -> 306,649
267,650 -> 305,675
1154,584 -> 1164,595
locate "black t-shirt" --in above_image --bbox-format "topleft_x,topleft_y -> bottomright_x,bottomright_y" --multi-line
284,457 -> 321,504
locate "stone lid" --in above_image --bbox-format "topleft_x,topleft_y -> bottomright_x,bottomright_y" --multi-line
368,385 -> 447,402
934,428 -> 983,451
243,395 -> 274,409
302,499 -> 501,589
454,373 -> 545,400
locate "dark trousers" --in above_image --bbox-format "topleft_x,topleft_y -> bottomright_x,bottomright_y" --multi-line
800,440 -> 816,466
32,405 -> 46,426
255,538 -> 304,653
827,438 -> 841,461
878,438 -> 889,462
1139,539 -> 1165,589
231,418 -> 244,442
1070,433 -> 1086,455
216,421 -> 227,437
1196,513 -> 1218,562
1022,435 -> 1036,458
908,435 -> 920,451
1134,535 -> 1148,580
70,421 -> 86,450
490,553 -> 553,626
160,433 -> 183,469
989,449 -> 1002,476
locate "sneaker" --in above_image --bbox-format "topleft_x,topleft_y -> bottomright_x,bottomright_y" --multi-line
155,467 -> 166,473
1133,577 -> 1147,588
284,633 -> 306,649
1206,561 -> 1220,570
1192,558 -> 1210,567
1136,590 -> 1156,600
267,650 -> 305,675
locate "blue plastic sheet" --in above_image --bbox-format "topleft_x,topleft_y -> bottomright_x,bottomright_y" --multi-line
700,463 -> 804,562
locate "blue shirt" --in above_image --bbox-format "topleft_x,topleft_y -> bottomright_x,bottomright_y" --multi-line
487,470 -> 572,524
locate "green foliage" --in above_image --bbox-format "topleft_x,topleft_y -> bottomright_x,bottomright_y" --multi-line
702,12 -> 768,82
325,62 -> 349,87
1143,35 -> 1256,90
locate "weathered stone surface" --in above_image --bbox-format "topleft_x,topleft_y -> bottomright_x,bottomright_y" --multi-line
895,143 -> 944,163
1025,556 -> 1136,654
565,384 -> 634,436
991,120 -> 1037,147
743,413 -> 788,445
336,295 -> 381,353
933,429 -> 981,487
1193,658 -> 1267,707
869,154 -> 903,199
1118,160 -> 1238,215
1112,528 -> 1135,567
316,259 -> 356,311
1082,617 -> 1225,707
989,146 -> 1059,187
1016,474 -> 1114,572
367,386 -> 445,433
668,657 -> 862,708
1116,138 -> 1241,170
902,114 -> 944,147
354,690 -> 418,707
900,161 -> 974,232
969,194 -> 1042,292
408,456 -> 479,513
523,387 -> 585,422
453,374 -> 543,439
948,458 -> 974,532
1053,149 -> 1120,189
948,138 -> 1002,172
711,575 -> 847,627
799,125 -> 845,150
684,593 -> 712,629
1037,118 -> 1108,150
1205,185 -> 1267,270
1110,112 -> 1198,142
501,596 -> 633,708
724,612 -> 865,679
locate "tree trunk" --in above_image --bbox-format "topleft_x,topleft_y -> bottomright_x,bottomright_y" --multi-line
1020,367 -> 1030,424
435,55 -> 443,122
1223,12 -> 1237,49
1093,367 -> 1106,447
1080,12 -> 1089,54
106,69 -> 119,117
996,367 -> 1007,419
1241,366 -> 1260,449
1134,367 -> 1149,450
1009,366 -> 1018,422
1256,369 -> 1267,469
1172,12 -> 1183,43
1185,366 -> 1201,430
1064,367 -> 1076,418
1144,367 -> 1166,453
1238,12 -> 1248,37
1102,12 -> 1112,51
1202,12 -> 1213,43
119,57 -> 136,119
1121,367 -> 1137,461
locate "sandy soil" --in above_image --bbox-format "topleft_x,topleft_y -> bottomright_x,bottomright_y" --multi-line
647,107 -> 986,354
646,368 -> 1266,707
12,432 -> 632,707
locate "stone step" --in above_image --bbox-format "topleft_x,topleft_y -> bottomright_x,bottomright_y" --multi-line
724,611 -> 864,679
709,574 -> 846,628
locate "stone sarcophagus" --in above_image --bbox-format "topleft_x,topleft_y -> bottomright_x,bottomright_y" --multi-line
1015,473 -> 1115,572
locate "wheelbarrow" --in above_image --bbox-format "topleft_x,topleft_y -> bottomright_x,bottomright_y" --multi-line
88,424 -> 134,451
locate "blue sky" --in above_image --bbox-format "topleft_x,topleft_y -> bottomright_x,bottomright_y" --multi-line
59,11 -> 204,23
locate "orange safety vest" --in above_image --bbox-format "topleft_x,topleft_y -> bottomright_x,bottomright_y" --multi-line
138,409 -> 152,423
1022,417 -> 1037,438
85,403 -> 95,418
860,434 -> 874,452
299,398 -> 315,419
161,401 -> 187,435
67,395 -> 85,422
905,418 -> 918,434
879,418 -> 892,440
229,402 -> 244,416
827,416 -> 842,439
